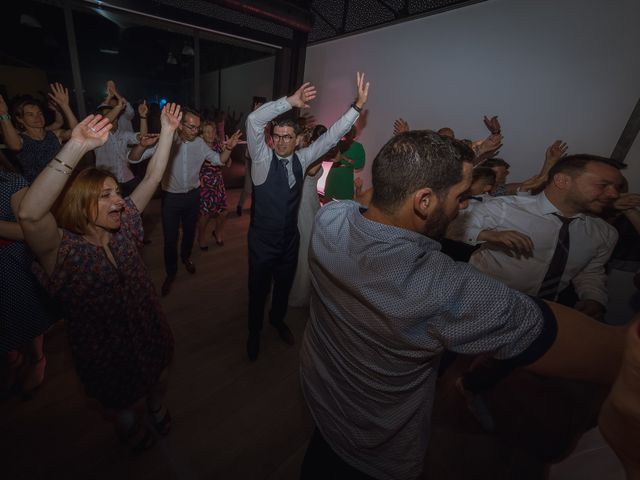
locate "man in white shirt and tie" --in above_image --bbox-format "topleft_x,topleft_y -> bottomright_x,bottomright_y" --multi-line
460,154 -> 624,321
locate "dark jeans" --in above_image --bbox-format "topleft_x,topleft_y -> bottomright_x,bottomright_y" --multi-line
161,188 -> 200,277
301,429 -> 375,480
247,227 -> 299,335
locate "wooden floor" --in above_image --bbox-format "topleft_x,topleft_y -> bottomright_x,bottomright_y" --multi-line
2,188 -> 605,480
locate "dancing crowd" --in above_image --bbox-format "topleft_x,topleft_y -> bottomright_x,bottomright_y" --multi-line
1,73 -> 640,479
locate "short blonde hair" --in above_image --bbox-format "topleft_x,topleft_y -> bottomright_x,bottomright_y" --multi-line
54,168 -> 117,234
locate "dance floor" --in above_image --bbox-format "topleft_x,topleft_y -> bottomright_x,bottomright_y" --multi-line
2,188 -> 606,480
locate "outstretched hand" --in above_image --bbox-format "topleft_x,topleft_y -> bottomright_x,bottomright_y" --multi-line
138,100 -> 148,117
160,102 -> 182,132
545,140 -> 568,166
288,82 -> 317,109
48,83 -> 70,107
70,115 -> 112,150
354,71 -> 369,108
225,129 -> 243,150
393,118 -> 410,135
477,133 -> 503,155
483,115 -> 501,135
138,133 -> 159,148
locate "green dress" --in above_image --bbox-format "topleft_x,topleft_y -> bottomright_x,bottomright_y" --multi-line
324,141 -> 365,200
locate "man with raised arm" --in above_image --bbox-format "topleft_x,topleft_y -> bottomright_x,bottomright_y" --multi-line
245,72 -> 370,361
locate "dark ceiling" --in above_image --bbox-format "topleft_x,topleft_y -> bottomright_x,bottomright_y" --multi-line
1,0 -> 485,88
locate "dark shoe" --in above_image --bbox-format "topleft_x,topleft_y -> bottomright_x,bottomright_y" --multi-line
236,205 -> 242,216
161,275 -> 175,297
199,244 -> 208,251
247,334 -> 260,362
147,403 -> 172,436
455,377 -> 496,432
183,259 -> 196,274
272,322 -> 295,346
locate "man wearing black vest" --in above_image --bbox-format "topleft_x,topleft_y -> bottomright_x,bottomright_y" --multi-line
245,72 -> 370,361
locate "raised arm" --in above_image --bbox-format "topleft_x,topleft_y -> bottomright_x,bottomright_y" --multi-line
301,72 -> 369,170
129,103 -> 181,212
393,118 -> 410,136
137,100 -> 148,136
45,102 -> 64,131
220,129 -> 242,166
18,115 -> 111,275
48,83 -> 78,142
0,95 -> 23,151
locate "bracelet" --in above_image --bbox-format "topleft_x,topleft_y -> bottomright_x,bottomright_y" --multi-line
47,164 -> 71,176
350,103 -> 362,113
0,113 -> 10,121
53,157 -> 74,171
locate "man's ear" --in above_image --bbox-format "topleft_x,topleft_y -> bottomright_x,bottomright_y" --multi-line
295,134 -> 302,148
552,172 -> 572,190
413,187 -> 434,218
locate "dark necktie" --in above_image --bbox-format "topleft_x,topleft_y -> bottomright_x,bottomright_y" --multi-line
538,213 -> 575,300
280,157 -> 292,188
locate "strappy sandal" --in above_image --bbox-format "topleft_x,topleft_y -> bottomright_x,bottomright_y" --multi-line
148,403 -> 172,436
118,420 -> 157,452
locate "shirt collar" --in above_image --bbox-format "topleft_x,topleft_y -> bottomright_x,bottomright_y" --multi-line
537,192 -> 585,220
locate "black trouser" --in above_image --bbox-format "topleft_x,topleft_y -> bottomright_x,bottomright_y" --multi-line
301,429 -> 375,480
161,189 -> 200,277
247,227 -> 299,335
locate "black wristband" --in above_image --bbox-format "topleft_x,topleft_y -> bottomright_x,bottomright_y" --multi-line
350,103 -> 362,113
139,116 -> 147,119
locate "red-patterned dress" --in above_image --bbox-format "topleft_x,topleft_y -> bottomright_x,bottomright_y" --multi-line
33,198 -> 174,409
199,141 -> 227,215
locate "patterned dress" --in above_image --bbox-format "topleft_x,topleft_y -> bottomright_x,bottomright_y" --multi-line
33,198 -> 174,409
17,131 -> 61,184
0,172 -> 56,353
199,141 -> 227,215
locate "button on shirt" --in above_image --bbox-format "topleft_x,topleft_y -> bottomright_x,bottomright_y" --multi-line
246,97 -> 359,186
95,130 -> 140,183
160,136 -> 223,193
301,200 -> 545,480
461,192 -> 618,306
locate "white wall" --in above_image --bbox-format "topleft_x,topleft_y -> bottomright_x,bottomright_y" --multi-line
201,56 -> 275,120
303,0 -> 640,192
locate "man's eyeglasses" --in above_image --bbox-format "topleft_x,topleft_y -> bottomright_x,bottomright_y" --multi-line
272,133 -> 295,143
182,122 -> 201,131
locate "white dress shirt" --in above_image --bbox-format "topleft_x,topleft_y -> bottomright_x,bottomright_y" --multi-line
246,97 -> 359,186
160,136 -> 223,193
460,192 -> 618,306
95,130 -> 139,183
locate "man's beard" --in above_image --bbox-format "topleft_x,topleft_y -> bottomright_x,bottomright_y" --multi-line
424,204 -> 454,240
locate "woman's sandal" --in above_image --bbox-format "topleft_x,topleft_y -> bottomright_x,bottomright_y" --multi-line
148,403 -> 172,436
118,421 -> 157,452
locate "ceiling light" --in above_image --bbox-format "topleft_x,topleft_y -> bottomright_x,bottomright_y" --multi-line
166,52 -> 178,65
182,45 -> 195,56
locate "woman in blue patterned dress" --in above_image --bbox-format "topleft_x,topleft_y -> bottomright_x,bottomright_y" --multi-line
0,84 -> 77,183
17,104 -> 181,451
0,153 -> 56,397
